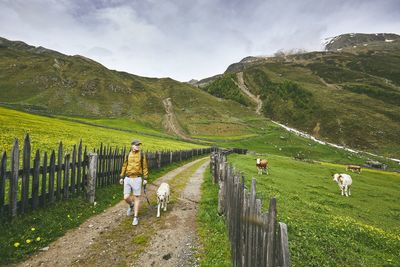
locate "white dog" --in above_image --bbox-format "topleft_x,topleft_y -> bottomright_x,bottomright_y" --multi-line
333,173 -> 352,197
156,182 -> 170,218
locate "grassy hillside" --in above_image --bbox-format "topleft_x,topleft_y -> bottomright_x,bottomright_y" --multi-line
201,72 -> 252,106
0,37 -> 261,141
199,34 -> 400,158
0,106 -> 206,155
228,153 -> 400,266
215,121 -> 400,171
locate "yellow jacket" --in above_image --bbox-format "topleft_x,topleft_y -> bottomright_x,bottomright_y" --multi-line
120,151 -> 148,178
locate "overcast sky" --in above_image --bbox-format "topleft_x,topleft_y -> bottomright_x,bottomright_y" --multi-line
1,0 -> 399,81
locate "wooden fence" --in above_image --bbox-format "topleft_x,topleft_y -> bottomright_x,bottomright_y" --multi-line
0,134 -> 211,219
210,150 -> 290,267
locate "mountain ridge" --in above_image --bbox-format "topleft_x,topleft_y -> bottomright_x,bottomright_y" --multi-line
194,33 -> 400,157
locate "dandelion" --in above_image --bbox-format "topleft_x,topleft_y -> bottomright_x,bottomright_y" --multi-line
31,227 -> 35,231
14,242 -> 20,248
67,214 -> 71,218
36,237 -> 41,241
26,239 -> 31,244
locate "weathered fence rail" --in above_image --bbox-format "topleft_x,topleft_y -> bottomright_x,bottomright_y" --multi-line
0,134 -> 211,219
210,150 -> 290,267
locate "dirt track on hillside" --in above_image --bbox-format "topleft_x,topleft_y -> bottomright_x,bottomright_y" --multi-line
13,158 -> 209,267
234,72 -> 262,114
162,98 -> 196,142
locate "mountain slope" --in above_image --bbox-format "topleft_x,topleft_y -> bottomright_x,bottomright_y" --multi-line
324,32 -> 400,51
0,37 -> 261,140
195,33 -> 400,157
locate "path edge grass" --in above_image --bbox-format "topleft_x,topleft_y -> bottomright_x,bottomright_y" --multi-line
197,167 -> 231,267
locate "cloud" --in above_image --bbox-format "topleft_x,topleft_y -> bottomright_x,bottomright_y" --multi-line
0,0 -> 399,81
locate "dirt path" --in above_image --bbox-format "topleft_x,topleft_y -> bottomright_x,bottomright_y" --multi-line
162,98 -> 196,142
133,161 -> 209,267
318,77 -> 341,90
234,72 -> 262,114
13,158 -> 208,267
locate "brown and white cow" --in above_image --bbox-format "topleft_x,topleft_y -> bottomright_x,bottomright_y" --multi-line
333,173 -> 352,197
256,158 -> 269,175
346,165 -> 361,173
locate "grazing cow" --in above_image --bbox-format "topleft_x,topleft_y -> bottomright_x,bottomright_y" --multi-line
346,165 -> 361,173
156,183 -> 170,218
256,158 -> 269,175
333,173 -> 352,197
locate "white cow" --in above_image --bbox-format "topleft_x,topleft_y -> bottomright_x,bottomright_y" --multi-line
156,182 -> 170,218
333,173 -> 352,197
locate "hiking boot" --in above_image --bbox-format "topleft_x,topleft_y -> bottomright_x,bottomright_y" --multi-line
132,216 -> 139,226
127,203 -> 134,216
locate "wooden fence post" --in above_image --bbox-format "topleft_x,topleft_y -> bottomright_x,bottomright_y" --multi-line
218,160 -> 226,215
48,151 -> 56,203
77,141 -> 82,193
266,197 -> 277,267
63,153 -> 70,199
10,139 -> 19,217
56,142 -> 63,201
87,152 -> 97,203
276,222 -> 291,267
71,145 -> 77,194
40,152 -> 48,207
32,150 -> 40,209
21,134 -> 30,213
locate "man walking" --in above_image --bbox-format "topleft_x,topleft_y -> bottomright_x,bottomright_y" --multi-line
120,139 -> 148,226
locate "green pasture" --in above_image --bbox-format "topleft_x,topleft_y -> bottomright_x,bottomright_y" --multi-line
216,123 -> 400,171
227,153 -> 400,266
0,106 -> 206,155
55,115 -> 172,138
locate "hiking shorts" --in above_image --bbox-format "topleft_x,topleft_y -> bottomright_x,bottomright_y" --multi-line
123,177 -> 142,196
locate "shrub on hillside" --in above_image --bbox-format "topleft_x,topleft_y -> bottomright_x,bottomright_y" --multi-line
203,73 -> 250,106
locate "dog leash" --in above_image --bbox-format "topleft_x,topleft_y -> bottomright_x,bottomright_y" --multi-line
143,184 -> 154,209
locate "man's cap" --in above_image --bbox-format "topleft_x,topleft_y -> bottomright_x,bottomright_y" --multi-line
131,139 -> 142,145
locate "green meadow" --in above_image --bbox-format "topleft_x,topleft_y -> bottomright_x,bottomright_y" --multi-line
0,106 -> 207,155
2,105 -> 400,267
226,153 -> 400,266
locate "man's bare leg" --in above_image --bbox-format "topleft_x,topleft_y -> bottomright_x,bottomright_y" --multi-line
133,195 -> 140,217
